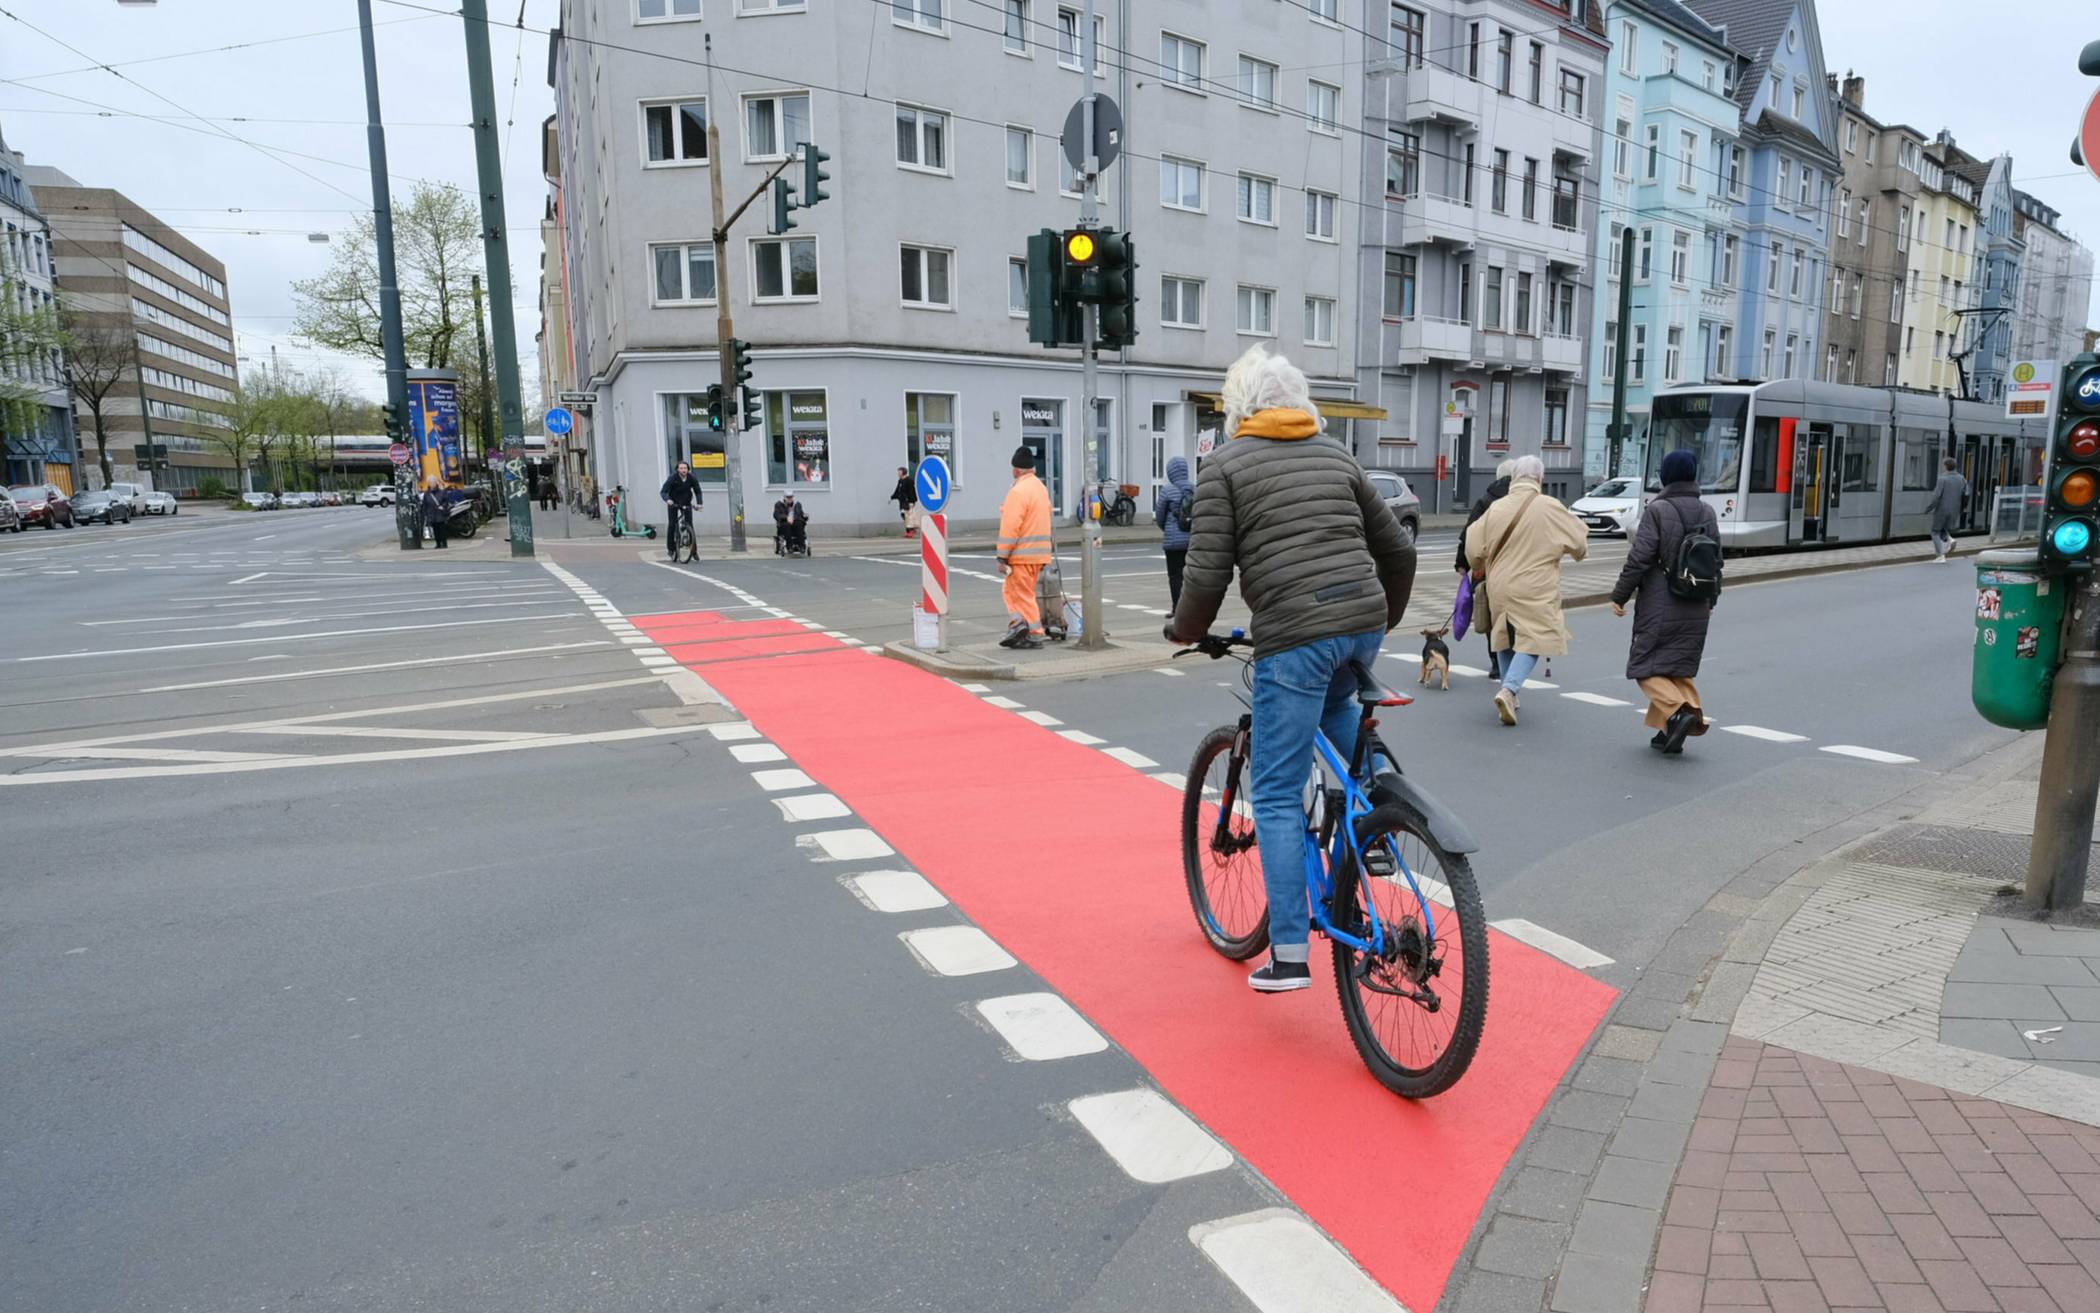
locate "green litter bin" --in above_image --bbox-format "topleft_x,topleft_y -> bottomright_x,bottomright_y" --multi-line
1972,549 -> 2066,730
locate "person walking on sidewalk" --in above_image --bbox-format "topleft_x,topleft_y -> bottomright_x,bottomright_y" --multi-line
1454,459 -> 1516,679
890,465 -> 917,538
1611,449 -> 1720,754
1929,457 -> 1968,562
1166,345 -> 1417,993
1154,455 -> 1195,606
660,461 -> 702,560
419,484 -> 450,550
997,446 -> 1053,649
1463,454 -> 1586,726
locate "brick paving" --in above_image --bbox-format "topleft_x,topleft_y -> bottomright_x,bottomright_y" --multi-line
1646,1038 -> 2100,1312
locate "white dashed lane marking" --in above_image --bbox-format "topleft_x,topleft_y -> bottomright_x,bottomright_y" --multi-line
773,792 -> 852,822
1068,1089 -> 1233,1184
1191,1210 -> 1404,1313
730,742 -> 787,763
1722,724 -> 1809,743
1820,744 -> 1919,765
751,767 -> 815,792
975,993 -> 1109,1061
1490,917 -> 1616,970
900,925 -> 1017,977
1560,691 -> 1633,707
1058,729 -> 1107,746
841,870 -> 949,913
796,828 -> 894,861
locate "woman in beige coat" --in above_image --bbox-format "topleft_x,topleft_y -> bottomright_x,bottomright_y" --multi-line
1462,455 -> 1587,725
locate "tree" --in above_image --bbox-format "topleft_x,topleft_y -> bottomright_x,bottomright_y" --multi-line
58,310 -> 133,488
290,182 -> 482,370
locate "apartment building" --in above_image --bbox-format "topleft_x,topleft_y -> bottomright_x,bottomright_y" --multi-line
537,114 -> 583,493
1582,0 -> 1740,481
1821,75 -> 1920,390
1687,0 -> 1838,391
24,166 -> 238,492
557,0 -> 1392,534
1934,140 -> 2022,403
0,123 -> 73,489
1895,142 -> 1977,396
2010,190 -> 2091,369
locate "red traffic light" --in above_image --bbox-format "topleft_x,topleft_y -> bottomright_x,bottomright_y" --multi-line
2068,419 -> 2100,461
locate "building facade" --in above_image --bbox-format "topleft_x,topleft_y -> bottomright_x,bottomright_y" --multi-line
1582,0 -> 1739,480
1688,0 -> 1839,395
1945,148 -> 2023,403
2010,189 -> 2092,368
1,124 -> 74,489
1821,75 -> 1920,390
1895,141 -> 1978,396
25,166 -> 239,492
537,113 -> 583,494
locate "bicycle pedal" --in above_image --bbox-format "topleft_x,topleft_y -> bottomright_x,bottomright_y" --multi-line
1361,849 -> 1398,877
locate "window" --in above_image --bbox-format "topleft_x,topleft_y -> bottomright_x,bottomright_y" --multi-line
1521,158 -> 1539,221
1304,189 -> 1337,241
764,390 -> 830,486
1483,266 -> 1504,330
1934,330 -> 1944,359
1462,143 -> 1476,204
1496,30 -> 1514,93
1238,56 -> 1279,111
1467,22 -> 1481,78
1824,343 -> 1838,381
1306,80 -> 1340,133
1665,325 -> 1684,381
1004,126 -> 1032,188
1662,41 -> 1679,75
1766,243 -> 1781,293
1784,334 -> 1798,378
638,0 -> 701,21
1307,0 -> 1338,19
1790,249 -> 1804,298
1491,149 -> 1510,213
1551,172 -> 1579,228
1458,262 -> 1472,322
1619,20 -> 1637,74
1544,389 -> 1568,445
1905,325 -> 1916,357
1604,322 -> 1618,382
1678,131 -> 1697,188
1161,275 -> 1203,327
1553,278 -> 1575,334
1638,226 -> 1653,281
1235,173 -> 1276,226
1008,257 -> 1028,316
642,99 -> 707,166
895,104 -> 948,173
1558,68 -> 1585,117
1858,200 -> 1869,246
1162,33 -> 1205,91
1644,124 -> 1660,181
1721,235 -> 1738,288
891,0 -> 944,33
1670,230 -> 1689,284
1390,6 -> 1424,66
1842,349 -> 1855,383
1791,84 -> 1804,118
1383,252 -> 1416,318
744,91 -> 810,160
906,392 -> 957,475
1514,272 -> 1532,333
1885,353 -> 1898,386
1843,120 -> 1858,155
1761,330 -> 1775,378
1727,145 -> 1743,197
899,244 -> 952,308
752,236 -> 818,300
1528,42 -> 1543,104
1770,73 -> 1782,105
1236,285 -> 1276,336
1797,164 -> 1812,209
1304,296 -> 1336,346
1614,109 -> 1633,178
1896,204 -> 1910,251
649,241 -> 716,304
1703,60 -> 1716,90
1778,159 -> 1791,204
1714,325 -> 1732,377
1056,7 -> 1081,68
665,393 -> 726,484
1889,282 -> 1902,323
1160,156 -> 1204,211
1831,263 -> 1845,310
1849,273 -> 1863,318
1386,134 -> 1420,197
1837,189 -> 1850,237
1630,324 -> 1647,383
1002,0 -> 1028,54
1059,151 -> 1081,197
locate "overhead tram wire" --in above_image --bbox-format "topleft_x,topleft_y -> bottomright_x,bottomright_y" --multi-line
0,9 -> 440,85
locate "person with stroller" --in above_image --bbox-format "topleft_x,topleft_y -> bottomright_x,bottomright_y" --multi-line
773,490 -> 810,555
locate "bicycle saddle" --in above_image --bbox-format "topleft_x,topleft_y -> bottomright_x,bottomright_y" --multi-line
1350,660 -> 1413,708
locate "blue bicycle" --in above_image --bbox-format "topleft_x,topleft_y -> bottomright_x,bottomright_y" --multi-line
1179,632 -> 1489,1098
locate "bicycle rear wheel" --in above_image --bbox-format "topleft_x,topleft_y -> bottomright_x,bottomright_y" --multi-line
1330,800 -> 1488,1098
1181,725 -> 1268,960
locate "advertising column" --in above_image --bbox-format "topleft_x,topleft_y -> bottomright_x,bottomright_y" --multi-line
406,369 -> 464,491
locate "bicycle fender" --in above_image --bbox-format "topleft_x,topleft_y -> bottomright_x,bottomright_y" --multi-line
1370,771 -> 1480,854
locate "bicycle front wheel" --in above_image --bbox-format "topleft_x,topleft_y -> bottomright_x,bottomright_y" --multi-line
1330,800 -> 1489,1098
1181,725 -> 1268,960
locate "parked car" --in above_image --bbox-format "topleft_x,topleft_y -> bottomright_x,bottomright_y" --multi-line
106,482 -> 150,514
1365,469 -> 1423,539
0,495 -> 19,532
140,490 -> 178,516
1571,477 -> 1641,537
10,483 -> 73,528
71,489 -> 134,525
360,484 -> 394,507
318,490 -> 342,506
276,491 -> 310,508
239,491 -> 277,511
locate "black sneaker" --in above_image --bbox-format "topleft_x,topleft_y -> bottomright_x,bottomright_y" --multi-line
1010,634 -> 1045,650
1248,959 -> 1312,993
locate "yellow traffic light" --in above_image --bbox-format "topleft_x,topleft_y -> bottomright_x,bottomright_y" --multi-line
1064,231 -> 1097,264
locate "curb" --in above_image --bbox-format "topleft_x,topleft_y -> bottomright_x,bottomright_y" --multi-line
880,638 -> 1176,682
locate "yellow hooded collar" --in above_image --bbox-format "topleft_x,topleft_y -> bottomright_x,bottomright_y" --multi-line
1233,407 -> 1319,440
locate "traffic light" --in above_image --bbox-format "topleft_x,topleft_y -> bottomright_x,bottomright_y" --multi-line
801,144 -> 831,209
1094,230 -> 1138,348
740,386 -> 763,431
382,401 -> 405,439
729,338 -> 754,389
705,383 -> 727,433
1026,228 -> 1079,347
770,176 -> 798,234
1060,227 -> 1100,303
2044,356 -> 2100,570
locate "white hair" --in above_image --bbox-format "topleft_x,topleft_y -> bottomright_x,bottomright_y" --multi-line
1495,458 -> 1517,480
1220,343 -> 1320,437
1509,454 -> 1546,483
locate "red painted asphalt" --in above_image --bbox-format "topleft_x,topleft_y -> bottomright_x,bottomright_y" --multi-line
635,611 -> 1617,1310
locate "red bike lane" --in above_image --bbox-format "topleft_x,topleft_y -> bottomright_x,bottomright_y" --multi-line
637,610 -> 1617,1311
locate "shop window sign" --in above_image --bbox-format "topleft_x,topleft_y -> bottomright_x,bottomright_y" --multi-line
766,389 -> 830,485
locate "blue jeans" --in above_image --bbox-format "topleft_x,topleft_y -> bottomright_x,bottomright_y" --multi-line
1249,630 -> 1385,960
1497,650 -> 1539,693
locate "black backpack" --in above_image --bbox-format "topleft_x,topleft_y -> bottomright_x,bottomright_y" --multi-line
1172,487 -> 1194,533
1664,499 -> 1723,603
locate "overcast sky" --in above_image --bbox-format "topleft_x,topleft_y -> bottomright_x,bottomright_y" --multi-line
2,0 -> 2096,409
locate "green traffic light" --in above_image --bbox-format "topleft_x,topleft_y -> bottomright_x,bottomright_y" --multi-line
2053,519 -> 2095,557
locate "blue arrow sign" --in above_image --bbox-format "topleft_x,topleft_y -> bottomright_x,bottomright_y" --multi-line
544,407 -> 574,436
914,455 -> 952,514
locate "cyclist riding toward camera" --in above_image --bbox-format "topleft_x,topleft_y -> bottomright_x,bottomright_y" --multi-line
1164,345 -> 1418,993
660,461 -> 702,559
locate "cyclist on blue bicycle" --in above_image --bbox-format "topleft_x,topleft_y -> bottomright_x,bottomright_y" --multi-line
1164,345 -> 1417,992
660,461 -> 702,559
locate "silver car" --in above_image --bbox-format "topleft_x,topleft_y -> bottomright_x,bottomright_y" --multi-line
141,490 -> 178,516
1366,469 -> 1422,539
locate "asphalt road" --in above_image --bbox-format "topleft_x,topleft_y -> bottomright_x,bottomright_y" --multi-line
0,508 -> 2018,1312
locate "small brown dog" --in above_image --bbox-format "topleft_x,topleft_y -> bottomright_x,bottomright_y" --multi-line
1419,626 -> 1452,690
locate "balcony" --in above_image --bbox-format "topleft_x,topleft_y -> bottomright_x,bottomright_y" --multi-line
1400,63 -> 1483,127
1390,191 -> 1477,249
1542,333 -> 1585,373
1706,192 -> 1737,224
1395,316 -> 1472,365
1550,112 -> 1596,161
1477,330 -> 1541,371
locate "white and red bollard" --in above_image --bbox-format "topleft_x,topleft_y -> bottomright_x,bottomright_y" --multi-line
916,511 -> 948,652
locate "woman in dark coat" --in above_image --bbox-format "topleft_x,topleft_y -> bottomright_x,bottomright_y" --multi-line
1610,449 -> 1717,754
1453,460 -> 1514,679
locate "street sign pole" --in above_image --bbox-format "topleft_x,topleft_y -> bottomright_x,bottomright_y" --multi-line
913,456 -> 952,652
1077,0 -> 1105,651
2027,572 -> 2100,912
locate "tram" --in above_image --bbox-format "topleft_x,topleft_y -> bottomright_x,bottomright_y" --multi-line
1641,380 -> 2048,550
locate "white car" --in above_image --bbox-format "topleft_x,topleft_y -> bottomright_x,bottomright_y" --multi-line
240,492 -> 277,511
140,490 -> 178,516
106,481 -> 151,514
1572,477 -> 1641,536
361,485 -> 394,507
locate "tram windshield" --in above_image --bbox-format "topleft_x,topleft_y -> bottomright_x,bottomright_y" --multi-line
1647,393 -> 1748,493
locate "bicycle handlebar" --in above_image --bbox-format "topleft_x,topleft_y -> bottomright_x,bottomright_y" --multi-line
1169,628 -> 1252,660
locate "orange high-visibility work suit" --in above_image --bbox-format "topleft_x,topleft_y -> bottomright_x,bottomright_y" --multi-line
997,471 -> 1054,633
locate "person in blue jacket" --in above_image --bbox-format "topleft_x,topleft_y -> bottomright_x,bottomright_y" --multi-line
1154,455 -> 1194,606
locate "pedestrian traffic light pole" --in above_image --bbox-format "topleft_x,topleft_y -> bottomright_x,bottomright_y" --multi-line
461,0 -> 533,558
356,0 -> 416,551
1076,0 -> 1106,651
